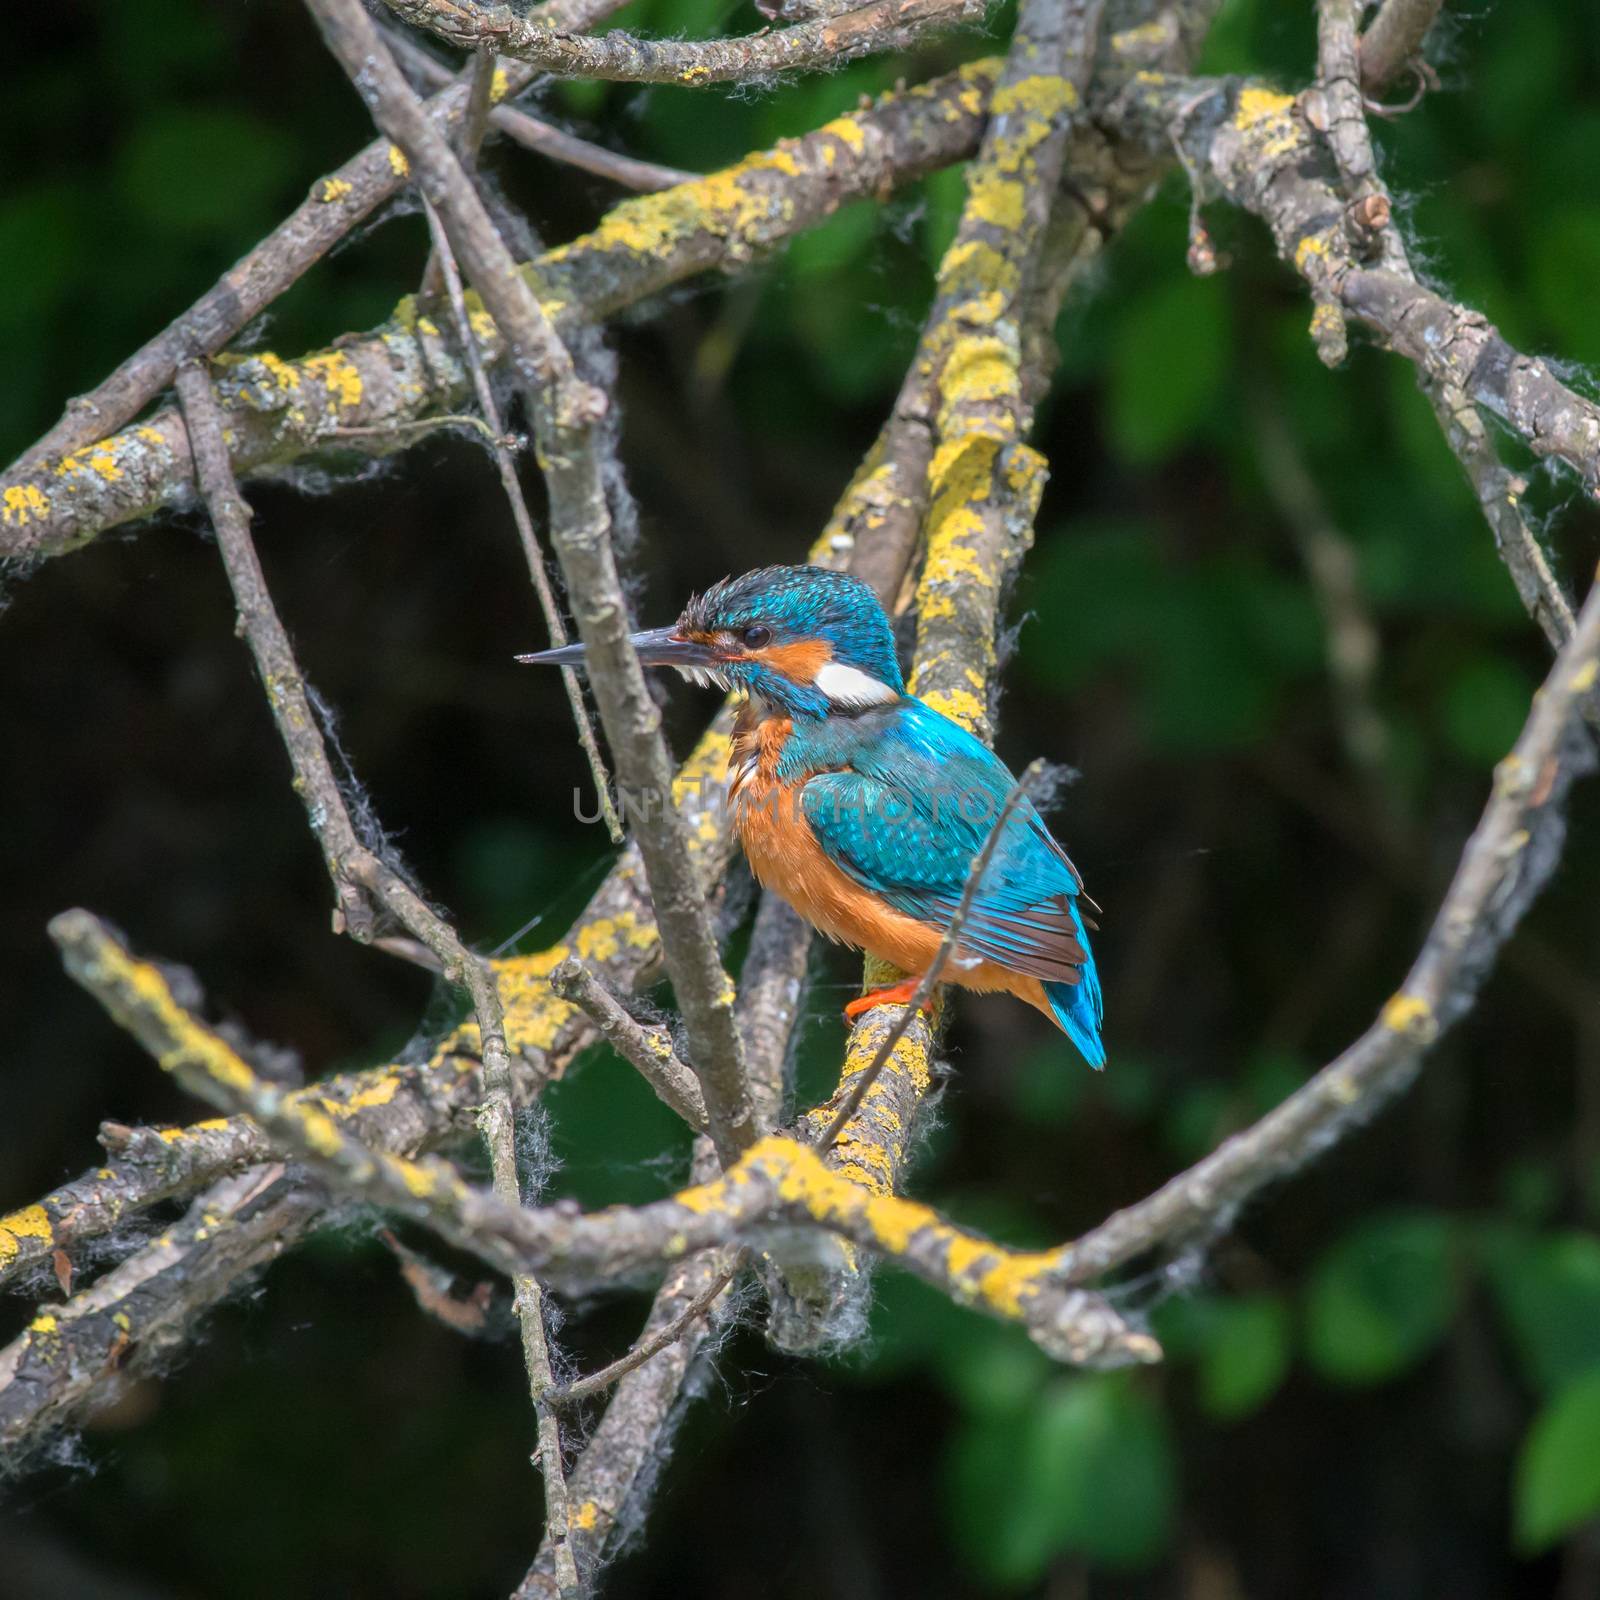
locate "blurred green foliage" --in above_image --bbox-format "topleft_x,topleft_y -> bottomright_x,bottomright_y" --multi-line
6,0 -> 1600,1596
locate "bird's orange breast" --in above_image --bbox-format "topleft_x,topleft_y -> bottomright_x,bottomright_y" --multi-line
728,710 -> 1058,1022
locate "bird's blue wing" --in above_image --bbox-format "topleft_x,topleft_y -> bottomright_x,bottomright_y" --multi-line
795,700 -> 1095,987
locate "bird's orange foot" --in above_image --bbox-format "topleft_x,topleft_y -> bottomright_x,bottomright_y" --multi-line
843,977 -> 933,1024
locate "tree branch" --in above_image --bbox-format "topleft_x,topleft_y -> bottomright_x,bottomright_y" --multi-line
0,57 -> 998,582
46,910 -> 1155,1366
7,0 -> 637,474
379,0 -> 980,86
305,0 -> 757,1160
1056,568 -> 1600,1283
0,715 -> 736,1294
548,958 -> 708,1130
1108,70 -> 1599,678
0,1165 -> 329,1463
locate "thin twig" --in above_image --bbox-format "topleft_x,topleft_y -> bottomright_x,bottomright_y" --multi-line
1358,0 -> 1442,94
380,0 -> 978,87
174,363 -> 514,1037
478,1060 -> 581,1598
421,199 -> 623,841
418,47 -> 499,300
328,412 -> 511,447
394,33 -> 695,191
548,957 -> 707,1129
816,761 -> 1044,1155
551,1261 -> 737,1406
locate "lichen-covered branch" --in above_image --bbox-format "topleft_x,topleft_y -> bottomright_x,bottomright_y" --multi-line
0,57 -> 997,575
380,0 -> 978,86
0,1165 -> 329,1464
8,0 -> 634,474
909,0 -> 1103,741
768,0 -> 1146,1352
48,911 -> 1154,1366
1104,70 -> 1595,677
1056,569 -> 1600,1283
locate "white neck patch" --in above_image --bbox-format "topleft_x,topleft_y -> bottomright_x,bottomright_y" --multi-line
813,660 -> 900,708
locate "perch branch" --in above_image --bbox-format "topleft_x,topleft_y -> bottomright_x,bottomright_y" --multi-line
768,0 -> 1141,1352
379,0 -> 979,86
46,911 -> 1156,1367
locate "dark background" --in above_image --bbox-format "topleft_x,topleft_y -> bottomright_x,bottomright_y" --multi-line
5,1 -> 1600,1595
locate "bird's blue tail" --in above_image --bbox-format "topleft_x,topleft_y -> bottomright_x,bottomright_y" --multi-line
1044,903 -> 1105,1069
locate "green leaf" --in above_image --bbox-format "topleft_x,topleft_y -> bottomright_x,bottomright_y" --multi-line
1197,1295 -> 1293,1420
1486,1232 -> 1600,1395
946,1376 -> 1177,1584
934,1319 -> 1056,1415
1304,1212 -> 1457,1385
1107,274 -> 1232,462
1516,1370 -> 1600,1551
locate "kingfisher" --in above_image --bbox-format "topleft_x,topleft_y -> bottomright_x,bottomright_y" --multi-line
518,565 -> 1104,1068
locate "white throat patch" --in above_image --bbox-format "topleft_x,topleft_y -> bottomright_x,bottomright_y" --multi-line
672,664 -> 733,692
813,661 -> 900,709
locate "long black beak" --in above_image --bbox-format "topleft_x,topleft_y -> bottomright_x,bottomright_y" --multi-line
515,625 -> 716,671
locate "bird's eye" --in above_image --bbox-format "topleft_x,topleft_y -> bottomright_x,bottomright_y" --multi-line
742,625 -> 772,649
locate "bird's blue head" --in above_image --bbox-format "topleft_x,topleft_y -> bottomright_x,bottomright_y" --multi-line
519,565 -> 905,719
